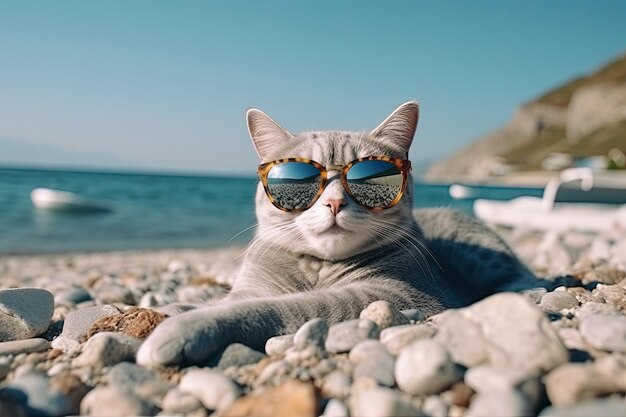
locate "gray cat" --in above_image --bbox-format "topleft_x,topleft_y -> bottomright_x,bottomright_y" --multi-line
137,101 -> 537,367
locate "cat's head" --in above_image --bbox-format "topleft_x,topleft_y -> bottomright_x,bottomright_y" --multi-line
247,101 -> 419,261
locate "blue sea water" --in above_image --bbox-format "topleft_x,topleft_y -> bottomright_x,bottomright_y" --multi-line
0,167 -> 543,254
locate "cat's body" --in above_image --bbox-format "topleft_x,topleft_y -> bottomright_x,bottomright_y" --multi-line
137,101 -> 537,367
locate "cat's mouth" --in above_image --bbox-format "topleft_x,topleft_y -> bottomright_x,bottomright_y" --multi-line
318,223 -> 348,235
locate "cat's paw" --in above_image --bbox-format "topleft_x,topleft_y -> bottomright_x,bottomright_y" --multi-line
136,310 -> 221,367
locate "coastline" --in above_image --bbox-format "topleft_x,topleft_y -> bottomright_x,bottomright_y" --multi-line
1,225 -> 626,416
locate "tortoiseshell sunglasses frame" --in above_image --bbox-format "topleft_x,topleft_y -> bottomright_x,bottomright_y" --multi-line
257,156 -> 412,212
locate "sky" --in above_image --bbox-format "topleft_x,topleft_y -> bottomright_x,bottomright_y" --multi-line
1,1 -> 626,175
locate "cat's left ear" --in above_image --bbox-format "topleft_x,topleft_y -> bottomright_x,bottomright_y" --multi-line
246,108 -> 294,160
370,100 -> 419,154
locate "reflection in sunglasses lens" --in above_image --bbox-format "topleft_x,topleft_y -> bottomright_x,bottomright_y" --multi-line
346,160 -> 403,208
267,162 -> 323,209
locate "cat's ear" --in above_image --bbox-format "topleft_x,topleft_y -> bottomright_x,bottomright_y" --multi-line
370,100 -> 419,153
246,108 -> 293,160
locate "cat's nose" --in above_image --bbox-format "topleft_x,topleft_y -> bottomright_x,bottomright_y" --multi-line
322,198 -> 347,216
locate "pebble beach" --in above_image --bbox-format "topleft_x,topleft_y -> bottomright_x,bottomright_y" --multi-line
1,225 -> 626,417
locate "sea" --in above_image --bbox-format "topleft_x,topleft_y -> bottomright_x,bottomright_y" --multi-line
0,167 -> 543,254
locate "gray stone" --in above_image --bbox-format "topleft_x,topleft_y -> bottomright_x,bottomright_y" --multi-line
580,314 -> 626,352
162,388 -> 203,414
461,293 -> 568,372
521,287 -> 548,304
395,339 -> 458,395
0,338 -> 50,356
80,386 -> 156,417
53,286 -> 91,305
540,291 -> 579,312
93,284 -> 135,305
596,283 -> 626,305
380,324 -> 436,355
54,304 -> 120,345
73,332 -> 141,368
107,362 -> 156,388
360,300 -> 410,329
179,368 -> 241,412
215,343 -> 266,370
7,371 -> 74,417
265,334 -> 294,355
349,386 -> 422,417
539,399 -> 626,417
322,370 -> 352,399
0,288 -> 54,342
322,398 -> 349,417
325,319 -> 379,354
465,390 -> 532,417
294,318 -> 329,350
434,310 -> 487,367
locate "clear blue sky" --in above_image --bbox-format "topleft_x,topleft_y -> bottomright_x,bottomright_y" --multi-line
1,1 -> 625,175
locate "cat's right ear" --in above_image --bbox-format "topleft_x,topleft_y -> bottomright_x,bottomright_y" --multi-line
246,108 -> 293,160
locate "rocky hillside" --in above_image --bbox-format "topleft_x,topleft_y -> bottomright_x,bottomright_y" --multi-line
426,52 -> 626,183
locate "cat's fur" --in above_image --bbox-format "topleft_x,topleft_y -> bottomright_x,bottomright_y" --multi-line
137,101 -> 537,367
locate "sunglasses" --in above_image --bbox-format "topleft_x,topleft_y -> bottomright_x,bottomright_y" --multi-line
257,156 -> 412,212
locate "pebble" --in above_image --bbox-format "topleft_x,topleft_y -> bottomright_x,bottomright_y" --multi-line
325,319 -> 379,353
521,287 -> 548,304
462,293 -> 569,372
93,284 -> 136,305
540,291 -> 579,312
360,300 -> 410,329
422,395 -> 447,417
107,362 -> 157,389
349,385 -> 420,417
73,332 -> 141,368
179,368 -> 241,412
7,371 -> 74,417
0,338 -> 51,356
465,365 -> 541,406
224,380 -> 317,417
545,357 -> 626,406
52,304 -> 120,352
54,285 -> 91,305
80,386 -> 157,417
379,324 -> 436,355
162,388 -> 204,414
465,390 -> 532,417
0,288 -> 54,342
349,340 -> 390,363
433,310 -> 487,367
354,354 -> 396,387
395,339 -> 458,395
214,343 -> 266,370
580,314 -> 626,352
322,398 -> 349,417
401,308 -> 424,321
265,334 -> 294,355
577,301 -> 620,320
322,370 -> 352,399
293,318 -> 329,350
539,398 -> 626,417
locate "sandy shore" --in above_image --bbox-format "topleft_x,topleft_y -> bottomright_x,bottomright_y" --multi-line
1,226 -> 626,416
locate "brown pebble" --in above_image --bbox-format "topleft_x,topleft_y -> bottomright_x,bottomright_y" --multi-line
50,373 -> 90,415
451,381 -> 474,408
47,349 -> 63,360
223,380 -> 319,417
86,307 -> 168,340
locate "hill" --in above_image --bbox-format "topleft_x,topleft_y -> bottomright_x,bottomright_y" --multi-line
426,52 -> 626,184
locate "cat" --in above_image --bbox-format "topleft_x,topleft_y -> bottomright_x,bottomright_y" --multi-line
137,100 -> 537,367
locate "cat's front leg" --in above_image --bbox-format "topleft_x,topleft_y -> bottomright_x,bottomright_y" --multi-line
137,306 -> 227,367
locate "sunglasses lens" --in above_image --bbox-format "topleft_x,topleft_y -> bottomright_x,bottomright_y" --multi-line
267,162 -> 323,210
346,160 -> 404,208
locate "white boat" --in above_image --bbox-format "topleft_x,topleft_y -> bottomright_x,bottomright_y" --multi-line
31,188 -> 113,213
473,168 -> 626,232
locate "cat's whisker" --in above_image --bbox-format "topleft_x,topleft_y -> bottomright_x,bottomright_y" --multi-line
368,224 -> 429,278
228,222 -> 259,244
